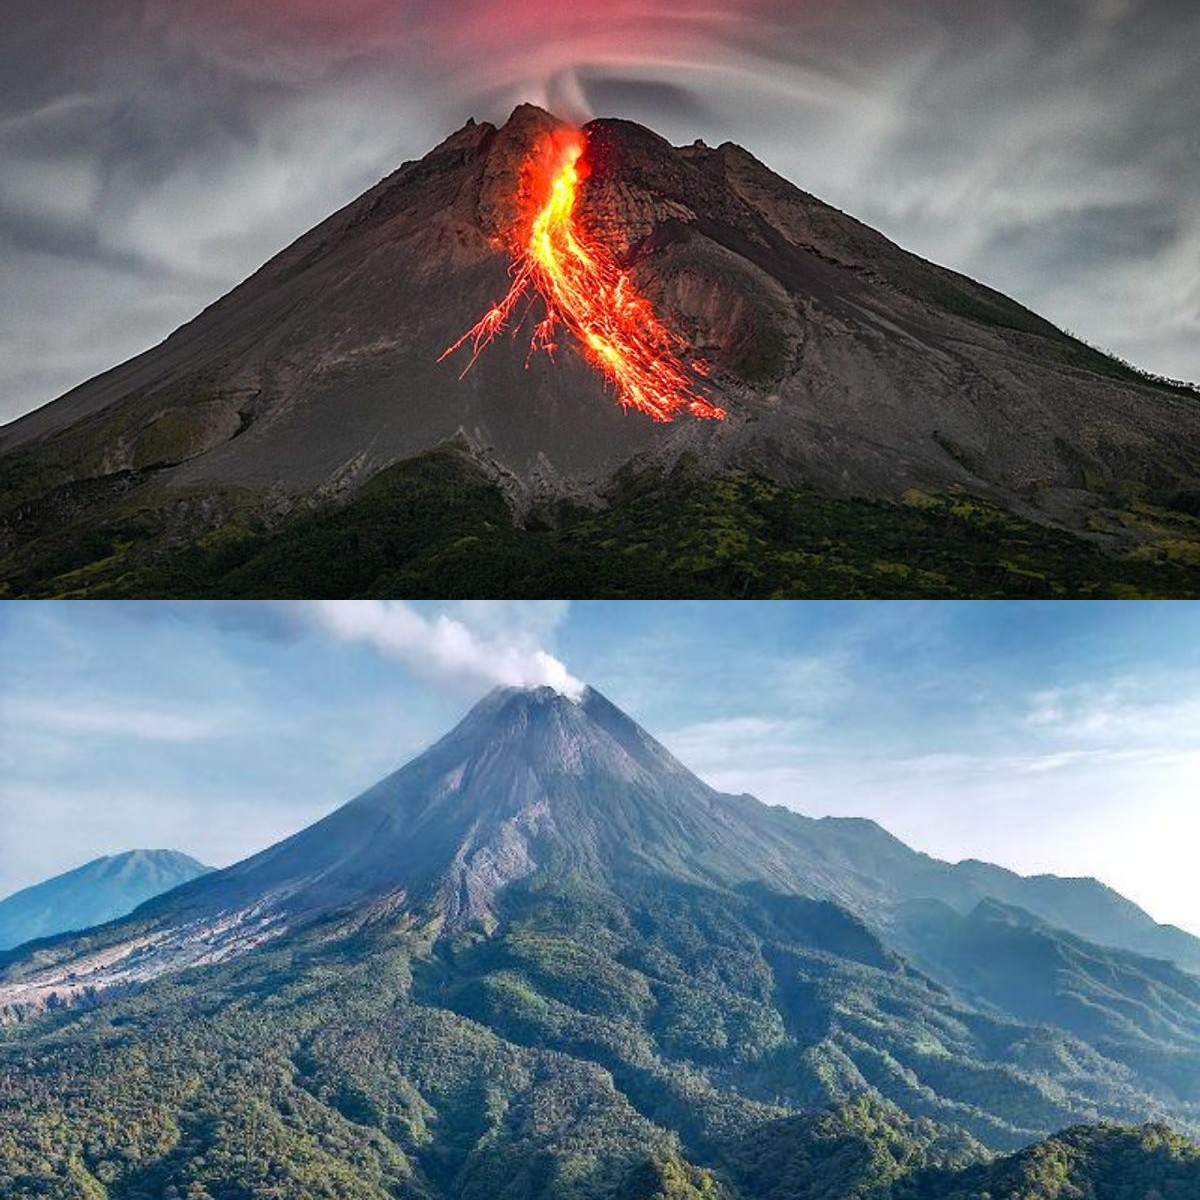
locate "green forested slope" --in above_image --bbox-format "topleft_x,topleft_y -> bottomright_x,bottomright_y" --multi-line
5,446 -> 1200,599
2,874 -> 1196,1199
902,1122 -> 1200,1200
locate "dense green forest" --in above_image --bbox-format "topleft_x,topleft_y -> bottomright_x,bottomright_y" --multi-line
2,873 -> 1197,1199
4,445 -> 1200,598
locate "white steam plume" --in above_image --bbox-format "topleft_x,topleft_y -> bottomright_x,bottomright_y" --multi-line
301,600 -> 585,700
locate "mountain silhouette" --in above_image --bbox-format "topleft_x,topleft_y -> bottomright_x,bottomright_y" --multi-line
0,849 -> 211,951
3,106 -> 1199,598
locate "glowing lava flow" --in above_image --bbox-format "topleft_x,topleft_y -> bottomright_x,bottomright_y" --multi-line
439,131 -> 725,423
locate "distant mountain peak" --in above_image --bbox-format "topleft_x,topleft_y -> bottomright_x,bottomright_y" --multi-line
0,849 -> 212,952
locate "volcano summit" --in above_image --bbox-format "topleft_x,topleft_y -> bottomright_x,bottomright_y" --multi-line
2,105 -> 1199,597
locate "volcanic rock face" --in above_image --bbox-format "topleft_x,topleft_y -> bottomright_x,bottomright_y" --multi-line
2,104 -> 1197,540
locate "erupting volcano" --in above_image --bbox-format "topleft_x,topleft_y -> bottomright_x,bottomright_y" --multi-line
7,105 -> 1200,601
439,129 -> 726,423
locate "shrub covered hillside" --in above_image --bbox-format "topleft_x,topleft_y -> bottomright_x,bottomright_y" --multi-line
2,889 -> 1198,1200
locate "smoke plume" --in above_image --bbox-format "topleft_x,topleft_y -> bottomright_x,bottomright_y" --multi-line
301,600 -> 585,699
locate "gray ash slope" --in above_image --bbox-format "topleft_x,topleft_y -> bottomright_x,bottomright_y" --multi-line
2,104 -> 1198,538
6,685 -> 821,959
2,686 -> 1198,1148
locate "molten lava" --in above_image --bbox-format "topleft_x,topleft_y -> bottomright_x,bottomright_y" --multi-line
439,130 -> 725,423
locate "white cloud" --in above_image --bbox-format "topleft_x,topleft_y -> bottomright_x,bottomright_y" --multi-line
1024,679 -> 1200,746
10,699 -> 235,742
447,600 -> 573,648
661,716 -> 813,779
298,600 -> 585,699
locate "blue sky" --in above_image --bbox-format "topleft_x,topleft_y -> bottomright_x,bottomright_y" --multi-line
2,600 -> 1198,932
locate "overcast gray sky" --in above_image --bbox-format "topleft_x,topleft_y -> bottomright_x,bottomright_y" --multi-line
1,0 -> 1197,425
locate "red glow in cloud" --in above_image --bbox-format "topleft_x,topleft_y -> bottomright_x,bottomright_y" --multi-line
439,129 -> 723,423
182,1 -> 788,113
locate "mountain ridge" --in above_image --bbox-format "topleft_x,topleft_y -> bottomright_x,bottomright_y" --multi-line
724,794 -> 1200,973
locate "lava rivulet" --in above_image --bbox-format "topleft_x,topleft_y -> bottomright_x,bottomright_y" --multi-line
439,130 -> 725,422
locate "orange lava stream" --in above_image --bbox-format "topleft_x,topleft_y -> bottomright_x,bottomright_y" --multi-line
439,132 -> 725,423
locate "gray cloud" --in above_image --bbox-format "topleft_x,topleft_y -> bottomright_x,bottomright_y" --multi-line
1,0 -> 1197,424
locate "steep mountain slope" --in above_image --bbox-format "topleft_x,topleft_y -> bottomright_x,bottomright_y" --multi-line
111,685 -> 815,930
892,899 -> 1200,1106
904,1121 -> 1200,1200
944,860 -> 1200,969
3,105 -> 1199,598
0,849 -> 211,951
894,899 -> 1200,1047
1,685 -> 1197,1195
